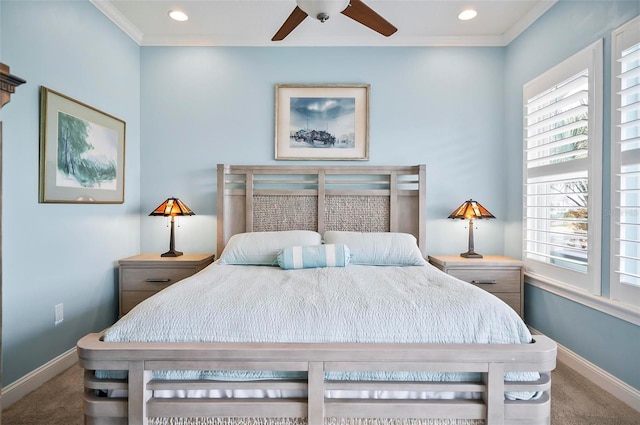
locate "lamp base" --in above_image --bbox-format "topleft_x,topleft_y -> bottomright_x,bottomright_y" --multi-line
161,250 -> 183,257
460,251 -> 483,259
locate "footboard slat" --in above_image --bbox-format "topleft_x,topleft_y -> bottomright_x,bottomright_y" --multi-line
504,373 -> 551,392
325,399 -> 486,419
308,362 -> 325,425
84,390 -> 127,417
147,398 -> 308,418
128,362 -> 152,425
325,362 -> 489,373
484,363 -> 505,424
148,379 -> 308,391
85,370 -> 127,391
325,380 -> 486,392
504,393 -> 551,420
147,360 -> 309,371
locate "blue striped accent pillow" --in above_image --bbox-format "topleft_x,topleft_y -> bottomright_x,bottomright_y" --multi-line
277,244 -> 351,270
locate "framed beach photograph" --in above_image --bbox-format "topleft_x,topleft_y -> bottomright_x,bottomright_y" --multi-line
275,84 -> 369,160
39,87 -> 126,203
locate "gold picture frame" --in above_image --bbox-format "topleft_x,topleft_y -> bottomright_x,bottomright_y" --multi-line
39,87 -> 126,203
275,84 -> 369,160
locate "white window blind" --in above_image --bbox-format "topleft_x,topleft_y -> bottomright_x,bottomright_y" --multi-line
612,15 -> 640,308
523,40 -> 602,293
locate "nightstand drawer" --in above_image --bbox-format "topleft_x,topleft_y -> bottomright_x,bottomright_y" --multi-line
121,268 -> 195,291
121,291 -> 158,313
447,269 -> 520,293
496,292 -> 522,316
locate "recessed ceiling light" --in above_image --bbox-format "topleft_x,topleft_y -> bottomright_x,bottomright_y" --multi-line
458,9 -> 478,21
169,10 -> 189,22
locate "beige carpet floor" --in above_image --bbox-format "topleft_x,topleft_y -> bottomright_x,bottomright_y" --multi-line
2,361 -> 638,424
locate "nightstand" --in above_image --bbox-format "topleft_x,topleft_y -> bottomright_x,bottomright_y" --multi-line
427,255 -> 524,317
118,253 -> 215,316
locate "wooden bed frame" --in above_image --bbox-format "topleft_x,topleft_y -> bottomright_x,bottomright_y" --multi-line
77,164 -> 556,425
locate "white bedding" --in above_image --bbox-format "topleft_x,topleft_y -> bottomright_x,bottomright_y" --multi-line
107,262 -> 531,346
100,261 -> 538,400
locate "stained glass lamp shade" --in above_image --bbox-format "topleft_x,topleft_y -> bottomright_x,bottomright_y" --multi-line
149,197 -> 195,257
448,199 -> 495,258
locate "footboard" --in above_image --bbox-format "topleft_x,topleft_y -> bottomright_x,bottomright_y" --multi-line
77,333 -> 556,425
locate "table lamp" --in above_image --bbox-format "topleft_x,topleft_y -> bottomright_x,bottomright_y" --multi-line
448,199 -> 495,258
149,197 -> 195,257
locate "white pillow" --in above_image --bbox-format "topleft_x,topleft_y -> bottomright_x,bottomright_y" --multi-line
219,231 -> 322,265
323,231 -> 426,266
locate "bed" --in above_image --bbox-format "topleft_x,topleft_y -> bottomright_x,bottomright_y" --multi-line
77,164 -> 556,425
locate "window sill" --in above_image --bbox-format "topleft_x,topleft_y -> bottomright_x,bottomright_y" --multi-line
525,272 -> 640,326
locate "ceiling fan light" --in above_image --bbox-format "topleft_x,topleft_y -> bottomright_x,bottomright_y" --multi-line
458,9 -> 478,21
296,0 -> 350,22
168,10 -> 189,22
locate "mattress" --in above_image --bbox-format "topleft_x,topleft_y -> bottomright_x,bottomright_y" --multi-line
99,262 -> 538,399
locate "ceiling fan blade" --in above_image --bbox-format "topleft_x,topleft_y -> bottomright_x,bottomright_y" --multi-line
272,6 -> 308,41
341,0 -> 397,37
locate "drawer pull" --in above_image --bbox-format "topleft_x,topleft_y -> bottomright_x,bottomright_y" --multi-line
471,279 -> 497,284
145,278 -> 171,283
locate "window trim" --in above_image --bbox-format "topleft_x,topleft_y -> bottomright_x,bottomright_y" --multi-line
525,271 -> 640,326
522,39 -> 603,295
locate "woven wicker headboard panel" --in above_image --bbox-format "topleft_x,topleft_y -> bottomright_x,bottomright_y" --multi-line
216,164 -> 426,258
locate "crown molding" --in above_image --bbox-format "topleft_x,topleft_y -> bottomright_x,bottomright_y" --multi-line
90,0 -> 144,45
141,34 -> 508,47
502,0 -> 558,45
91,0 -> 558,48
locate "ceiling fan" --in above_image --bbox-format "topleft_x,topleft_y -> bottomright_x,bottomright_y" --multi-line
272,0 -> 397,41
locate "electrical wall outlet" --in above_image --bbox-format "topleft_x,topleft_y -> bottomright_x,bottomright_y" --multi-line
54,303 -> 64,326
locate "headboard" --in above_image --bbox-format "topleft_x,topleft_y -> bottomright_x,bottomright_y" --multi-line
216,164 -> 426,258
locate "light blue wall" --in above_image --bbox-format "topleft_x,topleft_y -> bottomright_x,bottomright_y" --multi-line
139,47 -> 507,258
2,0 -> 639,395
1,1 -> 141,385
504,0 -> 640,390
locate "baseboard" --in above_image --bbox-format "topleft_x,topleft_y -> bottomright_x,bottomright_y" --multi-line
1,347 -> 78,408
531,328 -> 640,412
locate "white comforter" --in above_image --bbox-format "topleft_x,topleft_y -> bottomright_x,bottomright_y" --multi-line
101,261 -> 537,393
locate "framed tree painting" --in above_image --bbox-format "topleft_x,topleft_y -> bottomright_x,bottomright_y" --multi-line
39,87 -> 126,203
275,84 -> 369,160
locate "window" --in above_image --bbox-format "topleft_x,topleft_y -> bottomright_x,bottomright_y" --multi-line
523,40 -> 603,294
611,16 -> 640,308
